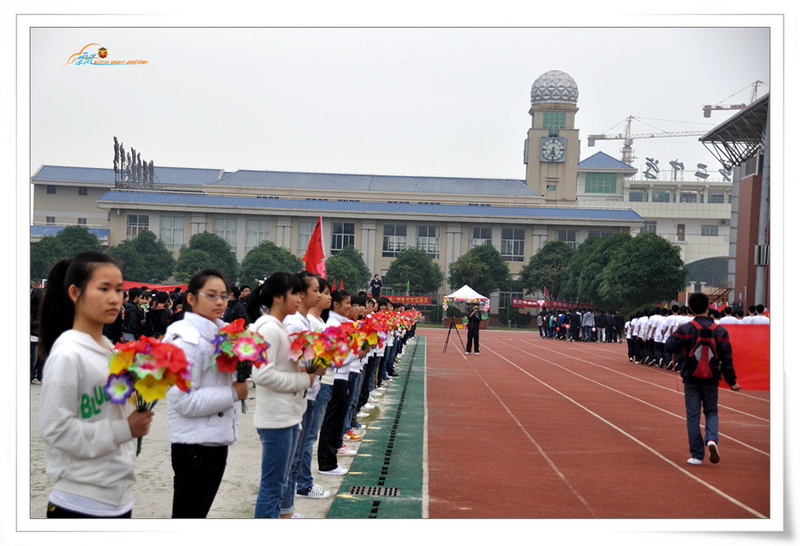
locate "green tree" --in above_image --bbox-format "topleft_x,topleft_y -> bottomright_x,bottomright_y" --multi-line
30,237 -> 67,279
384,248 -> 444,294
560,236 -> 603,302
519,240 -> 574,300
325,245 -> 371,293
447,244 -> 510,298
574,232 -> 632,306
177,232 -> 239,283
239,241 -> 305,286
173,248 -> 213,283
108,230 -> 176,283
599,232 -> 688,312
56,225 -> 102,258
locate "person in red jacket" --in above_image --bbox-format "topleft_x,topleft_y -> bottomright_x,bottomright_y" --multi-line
665,292 -> 741,466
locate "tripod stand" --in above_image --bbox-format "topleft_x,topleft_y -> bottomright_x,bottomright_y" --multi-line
442,318 -> 466,353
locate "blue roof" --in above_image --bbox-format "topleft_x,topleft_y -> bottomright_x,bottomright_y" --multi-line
213,170 -> 539,197
32,165 -> 226,186
578,151 -> 637,171
30,225 -> 110,238
98,191 -> 642,221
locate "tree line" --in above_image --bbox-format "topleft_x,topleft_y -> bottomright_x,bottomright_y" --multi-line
31,227 -> 686,314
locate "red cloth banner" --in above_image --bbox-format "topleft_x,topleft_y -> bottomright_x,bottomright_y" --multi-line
385,295 -> 432,305
123,281 -> 188,292
303,216 -> 327,277
722,324 -> 770,390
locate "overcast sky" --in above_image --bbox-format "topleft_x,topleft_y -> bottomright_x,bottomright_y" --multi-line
28,24 -> 772,182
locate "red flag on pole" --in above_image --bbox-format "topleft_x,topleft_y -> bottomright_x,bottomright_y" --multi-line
302,216 -> 326,277
543,286 -> 550,299
339,280 -> 344,291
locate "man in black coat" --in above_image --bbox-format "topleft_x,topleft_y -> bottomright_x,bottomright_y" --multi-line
465,304 -> 483,354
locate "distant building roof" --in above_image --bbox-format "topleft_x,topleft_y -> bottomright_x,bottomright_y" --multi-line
578,151 -> 638,172
30,225 -> 110,238
98,191 -> 642,222
31,165 -> 227,186
212,170 -> 540,197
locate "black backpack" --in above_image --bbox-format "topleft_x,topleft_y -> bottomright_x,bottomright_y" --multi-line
685,319 -> 720,379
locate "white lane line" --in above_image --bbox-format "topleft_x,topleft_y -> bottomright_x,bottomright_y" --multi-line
458,349 -> 597,517
516,338 -> 771,423
483,344 -> 768,519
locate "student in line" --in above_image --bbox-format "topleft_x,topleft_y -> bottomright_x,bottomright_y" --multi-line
38,251 -> 154,518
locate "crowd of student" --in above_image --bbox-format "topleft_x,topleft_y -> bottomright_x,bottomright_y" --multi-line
536,309 -> 626,343
34,251 -> 416,519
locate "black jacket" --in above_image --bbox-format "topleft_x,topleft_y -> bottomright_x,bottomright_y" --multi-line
665,315 -> 737,386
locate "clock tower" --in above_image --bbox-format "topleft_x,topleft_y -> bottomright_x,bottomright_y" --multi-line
524,70 -> 580,203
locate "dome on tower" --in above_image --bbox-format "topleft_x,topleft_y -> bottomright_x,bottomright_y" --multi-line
530,70 -> 579,104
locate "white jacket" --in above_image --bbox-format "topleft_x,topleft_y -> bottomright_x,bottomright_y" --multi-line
164,312 -> 240,446
308,313 -> 334,386
251,314 -> 312,429
39,330 -> 136,507
326,311 -> 356,380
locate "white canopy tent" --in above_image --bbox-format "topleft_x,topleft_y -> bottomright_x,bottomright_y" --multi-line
442,285 -> 491,312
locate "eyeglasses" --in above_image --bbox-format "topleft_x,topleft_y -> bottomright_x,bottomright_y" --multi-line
197,292 -> 229,302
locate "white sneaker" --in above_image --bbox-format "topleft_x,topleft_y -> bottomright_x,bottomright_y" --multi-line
687,457 -> 702,466
356,412 -> 369,418
319,466 -> 348,475
297,484 -> 331,499
707,441 -> 720,464
362,403 -> 375,410
337,446 -> 356,456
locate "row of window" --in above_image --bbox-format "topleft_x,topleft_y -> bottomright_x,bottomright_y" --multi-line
124,215 -> 536,261
639,221 -> 721,239
46,185 -> 89,196
628,189 -> 729,203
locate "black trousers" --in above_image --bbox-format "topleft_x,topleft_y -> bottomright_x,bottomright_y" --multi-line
171,443 -> 228,518
317,379 -> 349,471
46,502 -> 132,518
466,329 -> 480,352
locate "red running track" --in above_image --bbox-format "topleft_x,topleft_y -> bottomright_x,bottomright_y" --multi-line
423,328 -> 771,519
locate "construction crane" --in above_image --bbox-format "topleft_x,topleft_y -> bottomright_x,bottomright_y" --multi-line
702,80 -> 766,118
587,116 -> 706,165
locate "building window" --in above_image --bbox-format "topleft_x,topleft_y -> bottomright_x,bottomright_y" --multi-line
628,190 -> 647,202
652,190 -> 671,203
416,225 -> 440,258
542,112 -> 566,130
708,191 -> 726,204
588,230 -> 612,238
382,224 -> 408,257
78,187 -> 88,196
126,214 -> 149,239
547,184 -> 558,192
331,222 -> 355,254
555,229 -> 577,249
677,224 -> 685,242
46,216 -> 55,225
160,215 -> 185,250
701,225 -> 719,237
245,218 -> 270,252
584,173 -> 617,194
46,185 -> 56,194
213,217 -> 238,250
500,228 -> 525,262
297,219 -> 315,253
468,227 -> 492,250
679,191 -> 698,203
639,221 -> 657,234
77,218 -> 87,226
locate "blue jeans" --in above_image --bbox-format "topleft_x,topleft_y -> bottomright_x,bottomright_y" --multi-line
683,382 -> 719,460
296,382 -> 332,492
342,371 -> 365,437
281,400 -> 315,510
254,425 -> 300,518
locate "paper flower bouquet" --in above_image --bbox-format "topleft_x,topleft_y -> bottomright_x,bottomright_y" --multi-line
104,336 -> 191,455
212,318 -> 269,412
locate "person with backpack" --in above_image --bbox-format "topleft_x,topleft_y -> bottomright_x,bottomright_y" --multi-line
665,292 -> 741,466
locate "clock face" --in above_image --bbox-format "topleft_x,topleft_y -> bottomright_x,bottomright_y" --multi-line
540,137 -> 566,162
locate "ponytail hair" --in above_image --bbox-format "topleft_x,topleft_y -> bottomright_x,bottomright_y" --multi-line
38,251 -> 120,359
246,272 -> 304,323
316,276 -> 331,294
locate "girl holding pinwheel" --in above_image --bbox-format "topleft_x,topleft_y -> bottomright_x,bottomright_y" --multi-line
162,268 -> 249,518
37,251 -> 154,518
247,272 -> 327,518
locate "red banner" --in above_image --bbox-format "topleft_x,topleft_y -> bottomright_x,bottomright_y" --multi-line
123,281 -> 188,292
723,324 -> 770,391
512,298 -> 590,310
385,295 -> 432,305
